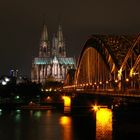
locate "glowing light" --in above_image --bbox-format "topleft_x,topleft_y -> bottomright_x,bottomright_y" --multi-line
2,81 -> 6,85
45,89 -> 49,92
47,96 -> 51,100
125,78 -> 129,82
90,83 -> 92,86
59,116 -> 72,140
99,81 -> 102,85
29,101 -> 35,105
92,105 -> 99,111
118,68 -> 122,79
94,82 -> 97,85
133,72 -> 136,75
34,111 -> 42,118
0,109 -> 2,112
60,116 -> 71,125
130,68 -> 134,77
62,96 -> 71,107
15,96 -> 20,99
130,68 -> 138,77
5,77 -> 10,82
96,108 -> 112,140
16,109 -> 21,113
106,81 -> 109,84
41,89 -> 44,92
115,79 -> 118,83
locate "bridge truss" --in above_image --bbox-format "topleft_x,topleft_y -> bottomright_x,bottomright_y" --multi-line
64,34 -> 140,92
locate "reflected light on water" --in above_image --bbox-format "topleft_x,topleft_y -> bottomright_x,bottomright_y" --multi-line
46,110 -> 52,117
34,111 -> 42,118
60,116 -> 71,125
59,116 -> 73,140
30,110 -> 33,117
0,109 -> 2,116
96,108 -> 112,140
15,114 -> 21,122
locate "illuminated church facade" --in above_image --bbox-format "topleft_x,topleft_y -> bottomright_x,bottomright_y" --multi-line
31,24 -> 76,84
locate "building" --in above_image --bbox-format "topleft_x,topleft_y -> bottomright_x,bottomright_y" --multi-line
31,24 -> 76,84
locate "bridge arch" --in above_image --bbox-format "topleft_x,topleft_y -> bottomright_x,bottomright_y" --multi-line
74,35 -> 119,90
74,35 -> 140,91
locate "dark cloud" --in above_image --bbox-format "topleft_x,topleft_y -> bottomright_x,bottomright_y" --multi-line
0,0 -> 139,77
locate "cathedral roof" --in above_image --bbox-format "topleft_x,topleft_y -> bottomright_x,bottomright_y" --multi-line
34,57 -> 75,65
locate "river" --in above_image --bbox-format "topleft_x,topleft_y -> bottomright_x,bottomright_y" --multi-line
0,107 -> 140,140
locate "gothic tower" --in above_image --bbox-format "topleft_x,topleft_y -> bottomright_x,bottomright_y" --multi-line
39,24 -> 50,57
57,25 -> 66,57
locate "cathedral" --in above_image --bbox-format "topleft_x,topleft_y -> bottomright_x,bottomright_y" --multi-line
31,24 -> 76,84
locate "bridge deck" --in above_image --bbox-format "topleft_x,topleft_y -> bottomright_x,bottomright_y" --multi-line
62,89 -> 140,98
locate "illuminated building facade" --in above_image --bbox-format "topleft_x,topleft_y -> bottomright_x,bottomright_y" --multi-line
31,24 -> 76,84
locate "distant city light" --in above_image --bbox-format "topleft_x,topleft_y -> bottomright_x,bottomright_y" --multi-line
49,88 -> 52,91
16,109 -> 21,113
2,81 -> 7,85
15,96 -> 20,99
5,77 -> 10,82
47,96 -> 51,100
45,89 -> 49,92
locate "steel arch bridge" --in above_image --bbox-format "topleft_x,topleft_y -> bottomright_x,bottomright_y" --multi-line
64,34 -> 140,93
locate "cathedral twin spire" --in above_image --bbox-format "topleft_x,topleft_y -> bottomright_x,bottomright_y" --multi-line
39,24 -> 66,58
39,24 -> 49,57
41,24 -> 48,42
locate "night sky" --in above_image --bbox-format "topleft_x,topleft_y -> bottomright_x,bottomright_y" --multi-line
0,0 -> 139,77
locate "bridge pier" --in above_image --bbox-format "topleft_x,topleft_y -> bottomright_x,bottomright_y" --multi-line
62,96 -> 71,114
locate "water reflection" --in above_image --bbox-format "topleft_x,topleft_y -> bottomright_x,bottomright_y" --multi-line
30,110 -> 33,117
34,111 -> 42,118
0,110 -> 2,116
46,110 -> 52,117
60,116 -> 73,140
15,114 -> 21,122
0,108 -> 140,140
96,108 -> 112,140
60,116 -> 71,125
